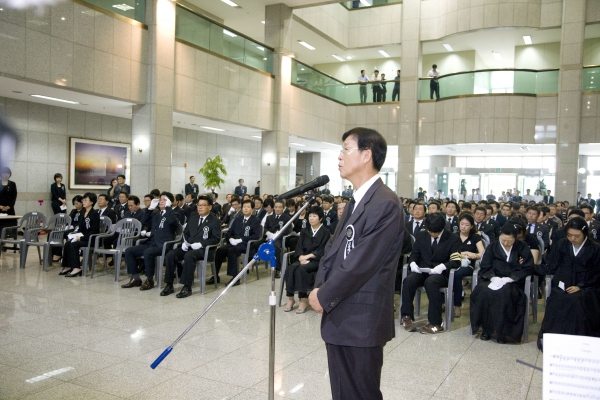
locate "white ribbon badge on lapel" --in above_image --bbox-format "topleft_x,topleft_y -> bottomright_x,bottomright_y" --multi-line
203,226 -> 209,239
244,226 -> 250,237
85,218 -> 90,230
344,224 -> 355,259
158,216 -> 166,229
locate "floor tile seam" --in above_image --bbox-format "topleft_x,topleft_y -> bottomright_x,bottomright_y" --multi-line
429,331 -> 478,397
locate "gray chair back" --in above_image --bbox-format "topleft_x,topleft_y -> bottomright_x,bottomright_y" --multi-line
113,218 -> 142,250
21,212 -> 46,231
46,214 -> 71,244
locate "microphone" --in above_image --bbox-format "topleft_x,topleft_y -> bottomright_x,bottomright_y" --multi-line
277,175 -> 330,200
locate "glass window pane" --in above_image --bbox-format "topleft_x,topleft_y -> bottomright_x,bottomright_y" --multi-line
542,157 -> 556,169
522,157 -> 542,168
84,0 -> 145,23
466,157 -> 485,168
455,157 -> 466,168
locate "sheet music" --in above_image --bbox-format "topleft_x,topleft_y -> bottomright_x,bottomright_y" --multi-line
543,334 -> 600,400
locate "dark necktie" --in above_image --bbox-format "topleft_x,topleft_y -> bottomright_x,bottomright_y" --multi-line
199,217 -> 204,226
432,237 -> 439,253
276,215 -> 279,220
413,221 -> 420,237
527,224 -> 532,232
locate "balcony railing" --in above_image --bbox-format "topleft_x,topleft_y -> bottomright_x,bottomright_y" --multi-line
175,5 -> 274,74
340,0 -> 402,10
291,59 -> 399,105
80,0 -> 146,24
583,66 -> 600,92
418,69 -> 559,100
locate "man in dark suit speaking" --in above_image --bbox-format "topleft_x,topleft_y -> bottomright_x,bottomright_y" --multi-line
309,127 -> 404,400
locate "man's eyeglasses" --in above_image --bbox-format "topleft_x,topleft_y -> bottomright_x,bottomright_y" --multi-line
339,147 -> 359,156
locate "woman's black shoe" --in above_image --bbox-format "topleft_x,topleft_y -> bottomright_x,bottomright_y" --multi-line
480,332 -> 491,341
59,269 -> 72,276
65,270 -> 82,277
497,337 -> 507,344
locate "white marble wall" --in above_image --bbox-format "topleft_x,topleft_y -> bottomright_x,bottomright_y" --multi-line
293,4 -> 349,47
348,4 -> 402,48
172,127 -> 261,196
345,104 -> 400,145
174,42 -> 273,131
0,1 -> 147,102
585,0 -> 600,23
289,86 -> 347,146
581,93 -> 600,143
0,96 -> 132,217
420,0 -> 562,41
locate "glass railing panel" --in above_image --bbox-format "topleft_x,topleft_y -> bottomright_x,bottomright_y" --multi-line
341,0 -> 402,9
175,5 -> 274,74
344,81 -> 399,104
536,70 -> 559,94
82,0 -> 146,23
583,67 -> 600,91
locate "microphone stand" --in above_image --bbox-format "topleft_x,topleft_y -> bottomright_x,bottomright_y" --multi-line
151,195 -> 317,400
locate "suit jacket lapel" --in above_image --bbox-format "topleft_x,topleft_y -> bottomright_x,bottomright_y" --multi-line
323,179 -> 383,264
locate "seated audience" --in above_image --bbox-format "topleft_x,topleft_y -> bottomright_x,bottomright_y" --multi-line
121,192 -> 179,290
114,191 -> 129,220
162,195 -> 221,298
321,196 -> 337,230
284,206 -> 330,314
210,199 -> 260,286
537,217 -> 600,351
470,223 -> 534,343
473,206 -> 496,244
60,193 -> 100,277
401,213 -> 461,334
222,195 -> 241,228
124,195 -> 143,221
452,213 -> 484,317
328,201 -> 345,235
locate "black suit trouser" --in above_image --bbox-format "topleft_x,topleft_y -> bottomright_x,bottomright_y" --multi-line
400,272 -> 448,326
125,244 -> 163,278
326,343 -> 383,400
164,247 -> 205,287
215,243 -> 246,277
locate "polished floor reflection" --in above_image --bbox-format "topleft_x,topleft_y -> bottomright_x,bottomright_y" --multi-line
0,250 -> 543,399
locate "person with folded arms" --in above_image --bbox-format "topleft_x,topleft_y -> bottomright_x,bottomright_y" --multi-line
121,192 -> 179,291
470,223 -> 534,343
401,212 -> 462,334
161,195 -> 221,298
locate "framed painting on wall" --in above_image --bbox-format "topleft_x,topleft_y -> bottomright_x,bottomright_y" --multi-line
69,137 -> 131,190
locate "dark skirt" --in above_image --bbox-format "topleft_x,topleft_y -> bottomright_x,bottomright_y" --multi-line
538,287 -> 600,339
284,260 -> 319,296
470,280 -> 527,342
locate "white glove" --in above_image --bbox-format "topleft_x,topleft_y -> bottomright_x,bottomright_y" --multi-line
191,242 -> 202,250
140,230 -> 147,237
143,231 -> 151,237
501,277 -> 514,283
67,233 -> 75,240
149,199 -> 159,210
410,262 -> 421,274
461,258 -> 470,267
228,208 -> 235,214
181,241 -> 189,251
229,238 -> 242,246
265,231 -> 274,240
430,264 -> 447,275
165,198 -> 172,207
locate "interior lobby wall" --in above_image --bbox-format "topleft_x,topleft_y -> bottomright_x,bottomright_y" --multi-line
514,42 -> 561,69
421,51 -> 476,77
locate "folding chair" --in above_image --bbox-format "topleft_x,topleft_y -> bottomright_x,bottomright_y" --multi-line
195,244 -> 219,293
1,212 -> 46,266
91,218 -> 141,280
21,213 -> 71,270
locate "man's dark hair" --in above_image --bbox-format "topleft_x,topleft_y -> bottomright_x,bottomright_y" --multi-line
428,200 -> 440,209
526,206 -> 540,217
117,174 -> 126,180
414,203 -> 427,213
128,195 -> 140,205
242,199 -> 253,208
98,194 -> 110,202
150,189 -> 160,198
540,206 -> 550,216
432,64 -> 437,68
286,199 -> 295,208
446,200 -> 458,209
118,191 -> 129,199
322,196 -> 334,204
512,203 -> 521,211
342,127 -> 387,171
144,194 -> 152,200
426,212 -> 446,233
197,195 -> 213,206
474,206 -> 487,215
360,69 -> 365,73
275,199 -> 285,207
160,191 -> 174,203
568,209 -> 585,218
190,175 -> 194,179
255,198 -> 263,205
580,204 -> 594,214
175,194 -> 184,202
264,198 -> 275,209
230,195 -> 241,204
374,69 -> 379,73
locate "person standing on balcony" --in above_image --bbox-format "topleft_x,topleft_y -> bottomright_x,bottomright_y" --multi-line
358,70 -> 369,103
371,70 -> 382,102
428,64 -> 440,100
380,73 -> 387,101
392,70 -> 400,101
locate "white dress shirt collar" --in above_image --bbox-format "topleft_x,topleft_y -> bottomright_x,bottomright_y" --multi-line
352,175 -> 380,210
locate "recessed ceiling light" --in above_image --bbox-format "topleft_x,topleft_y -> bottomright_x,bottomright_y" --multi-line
261,20 -> 265,24
298,41 -> 315,50
300,68 -> 305,71
492,52 -> 502,60
31,94 -> 78,104
299,150 -> 304,153
112,4 -> 134,11
442,43 -> 453,52
61,17 -> 66,20
221,0 -> 240,7
200,126 -> 225,131
223,29 -> 237,37
290,142 -> 306,147
520,146 -> 531,151
523,35 -> 532,45
251,135 -> 262,139
346,56 -> 353,60
332,54 -> 345,62
378,50 -> 390,58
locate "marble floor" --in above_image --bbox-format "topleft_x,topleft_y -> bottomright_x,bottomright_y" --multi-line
0,248 -> 544,400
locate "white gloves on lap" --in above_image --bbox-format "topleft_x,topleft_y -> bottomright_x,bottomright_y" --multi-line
410,262 -> 421,274
140,230 -> 151,237
229,238 -> 242,246
191,243 -> 202,250
266,231 -> 274,240
430,264 -> 447,275
181,241 -> 189,251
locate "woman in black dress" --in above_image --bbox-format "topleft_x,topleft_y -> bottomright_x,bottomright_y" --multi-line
0,167 -> 17,215
50,173 -> 67,215
470,223 -> 534,343
537,218 -> 600,351
452,213 -> 484,317
509,217 -> 541,264
69,195 -> 83,224
284,206 -> 330,314
60,192 -> 99,277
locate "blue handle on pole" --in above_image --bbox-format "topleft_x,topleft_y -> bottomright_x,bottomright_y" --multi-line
151,346 -> 173,369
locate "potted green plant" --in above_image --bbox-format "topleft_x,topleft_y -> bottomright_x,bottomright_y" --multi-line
199,156 -> 227,192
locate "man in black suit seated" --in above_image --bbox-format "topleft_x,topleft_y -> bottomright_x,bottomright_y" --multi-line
322,196 -> 338,230
484,205 -> 501,238
407,203 -> 427,238
250,199 -> 292,278
401,212 -> 461,334
211,199 -> 260,286
252,197 -> 263,217
474,206 -> 496,243
124,195 -> 143,221
97,194 -> 118,224
443,200 -> 459,233
525,206 -> 550,249
234,179 -> 247,197
222,195 -> 241,228
121,192 -> 180,290
328,201 -> 345,235
211,192 -> 222,217
113,191 -> 129,220
185,176 -> 199,196
161,195 -> 221,298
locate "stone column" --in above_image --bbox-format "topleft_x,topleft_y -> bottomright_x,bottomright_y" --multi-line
554,0 -> 586,202
396,0 -> 421,198
131,0 -> 176,195
262,4 -> 293,195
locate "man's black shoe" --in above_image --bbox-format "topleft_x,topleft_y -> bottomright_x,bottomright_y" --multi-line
275,270 -> 281,279
480,332 -> 491,341
160,284 -> 174,296
206,276 -> 220,285
176,286 -> 192,298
